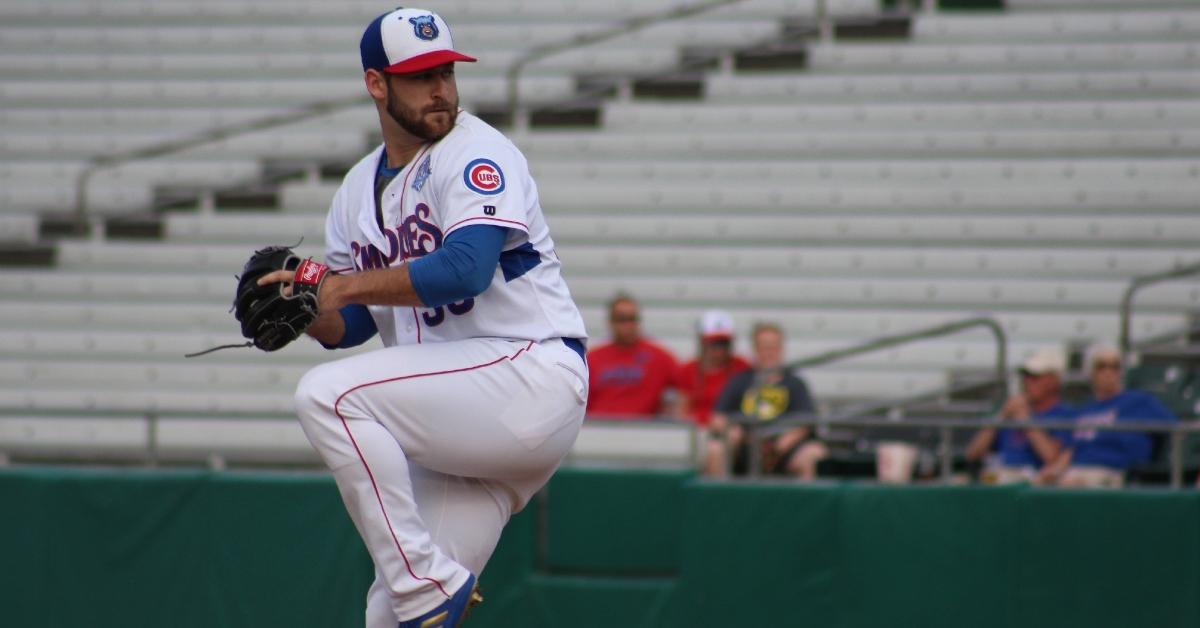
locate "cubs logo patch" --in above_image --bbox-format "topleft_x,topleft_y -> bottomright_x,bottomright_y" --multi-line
409,15 -> 439,41
463,158 -> 505,196
412,154 -> 431,192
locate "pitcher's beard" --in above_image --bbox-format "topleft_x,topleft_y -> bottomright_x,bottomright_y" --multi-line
385,86 -> 458,142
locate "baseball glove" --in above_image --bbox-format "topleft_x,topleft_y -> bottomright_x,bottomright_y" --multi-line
233,245 -> 335,352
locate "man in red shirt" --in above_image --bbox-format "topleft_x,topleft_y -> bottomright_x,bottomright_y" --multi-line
586,294 -> 679,418
673,310 -> 751,427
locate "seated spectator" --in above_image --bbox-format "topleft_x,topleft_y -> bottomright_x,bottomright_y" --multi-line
705,323 -> 827,479
585,294 -> 678,418
1039,344 -> 1178,488
964,348 -> 1074,484
673,310 -> 751,427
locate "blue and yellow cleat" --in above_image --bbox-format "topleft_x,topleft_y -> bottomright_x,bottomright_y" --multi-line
399,574 -> 483,628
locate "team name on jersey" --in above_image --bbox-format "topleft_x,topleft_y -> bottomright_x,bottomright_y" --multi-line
349,203 -> 443,271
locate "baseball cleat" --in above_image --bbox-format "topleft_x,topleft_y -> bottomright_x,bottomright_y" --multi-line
399,574 -> 483,628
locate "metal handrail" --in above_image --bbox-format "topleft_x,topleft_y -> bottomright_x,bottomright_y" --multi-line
71,94 -> 374,234
504,0 -> 749,117
1119,260 -> 1200,355
730,413 -> 1200,490
783,316 -> 1008,397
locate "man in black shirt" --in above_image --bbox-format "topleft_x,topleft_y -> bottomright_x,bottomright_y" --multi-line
705,323 -> 828,479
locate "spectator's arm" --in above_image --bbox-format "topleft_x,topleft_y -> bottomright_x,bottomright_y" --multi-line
1024,428 -> 1064,464
774,427 -> 809,453
670,391 -> 691,421
1037,446 -> 1073,485
964,428 -> 997,462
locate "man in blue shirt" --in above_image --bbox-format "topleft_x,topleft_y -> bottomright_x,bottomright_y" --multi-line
966,348 -> 1075,483
1039,344 -> 1177,488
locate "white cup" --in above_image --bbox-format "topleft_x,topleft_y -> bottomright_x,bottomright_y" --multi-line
876,442 -> 918,484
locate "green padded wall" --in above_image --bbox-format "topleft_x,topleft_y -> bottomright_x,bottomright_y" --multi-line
3,467 -> 1199,628
0,468 -> 374,628
677,482 -> 1200,628
1014,489 -> 1200,628
546,468 -> 694,574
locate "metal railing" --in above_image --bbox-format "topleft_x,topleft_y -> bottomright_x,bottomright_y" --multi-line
784,316 -> 1009,396
1119,260 -> 1200,355
71,94 -> 374,235
732,414 -> 1200,489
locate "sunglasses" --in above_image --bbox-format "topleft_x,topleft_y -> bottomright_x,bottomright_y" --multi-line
1092,361 -> 1121,371
610,315 -> 640,323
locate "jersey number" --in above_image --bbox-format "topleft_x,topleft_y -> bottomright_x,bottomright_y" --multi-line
421,298 -> 475,326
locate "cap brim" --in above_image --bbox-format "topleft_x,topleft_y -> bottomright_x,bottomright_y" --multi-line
701,334 -> 733,342
383,50 -> 477,74
1019,367 -> 1056,376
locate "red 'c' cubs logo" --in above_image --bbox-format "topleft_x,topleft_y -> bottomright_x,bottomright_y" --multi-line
463,158 -> 505,196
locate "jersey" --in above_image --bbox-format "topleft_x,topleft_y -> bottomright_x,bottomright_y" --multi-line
585,338 -> 678,417
674,356 -> 752,427
992,402 -> 1076,468
323,111 -> 587,348
1071,390 -> 1176,470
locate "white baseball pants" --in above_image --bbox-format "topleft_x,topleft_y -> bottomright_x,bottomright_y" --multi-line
293,337 -> 587,626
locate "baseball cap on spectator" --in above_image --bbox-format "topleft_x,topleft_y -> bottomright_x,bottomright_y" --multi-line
361,8 -> 476,75
697,310 -> 735,343
1019,348 -> 1066,377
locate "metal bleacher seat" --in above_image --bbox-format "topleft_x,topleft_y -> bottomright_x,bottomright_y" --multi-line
528,181 -> 1196,212
912,10 -> 1200,41
0,214 -> 38,242
55,241 -> 324,271
602,100 -> 1200,131
159,212 -> 1200,247
808,41 -> 1200,71
528,158 -> 1200,186
0,130 -> 367,160
0,181 -> 151,214
705,69 -> 1200,102
512,128 -> 1200,159
3,265 -> 1194,320
0,159 -> 263,214
0,159 -> 262,184
563,275 -> 1188,310
574,306 -> 1186,345
555,245 -> 1200,279
0,76 -> 574,107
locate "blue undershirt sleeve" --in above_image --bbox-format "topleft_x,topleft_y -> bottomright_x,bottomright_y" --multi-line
322,303 -> 379,350
408,225 -> 508,308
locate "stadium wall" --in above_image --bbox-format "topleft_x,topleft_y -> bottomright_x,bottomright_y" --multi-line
0,467 -> 1196,628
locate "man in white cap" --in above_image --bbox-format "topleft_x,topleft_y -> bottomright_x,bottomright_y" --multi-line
672,310 -> 751,427
965,348 -> 1075,484
260,8 -> 589,628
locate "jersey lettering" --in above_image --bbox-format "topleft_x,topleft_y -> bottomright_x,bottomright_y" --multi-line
421,298 -> 474,327
401,203 -> 443,259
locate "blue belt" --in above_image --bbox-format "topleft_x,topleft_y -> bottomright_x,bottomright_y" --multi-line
562,338 -> 586,363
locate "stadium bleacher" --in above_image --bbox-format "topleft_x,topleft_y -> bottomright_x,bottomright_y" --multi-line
1,0 -> 1199,467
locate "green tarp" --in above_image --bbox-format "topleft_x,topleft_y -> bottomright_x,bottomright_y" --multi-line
2,468 -> 1198,628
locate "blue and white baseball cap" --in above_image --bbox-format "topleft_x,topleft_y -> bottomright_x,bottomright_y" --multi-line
360,7 -> 476,75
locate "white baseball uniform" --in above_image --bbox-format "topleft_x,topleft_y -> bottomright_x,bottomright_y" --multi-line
294,111 -> 588,626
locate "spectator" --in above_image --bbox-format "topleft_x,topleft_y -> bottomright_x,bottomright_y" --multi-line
673,310 -> 751,427
1039,344 -> 1178,488
964,348 -> 1074,484
585,294 -> 679,418
705,323 -> 826,479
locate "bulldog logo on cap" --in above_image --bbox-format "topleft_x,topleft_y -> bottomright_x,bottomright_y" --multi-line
409,15 -> 439,41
